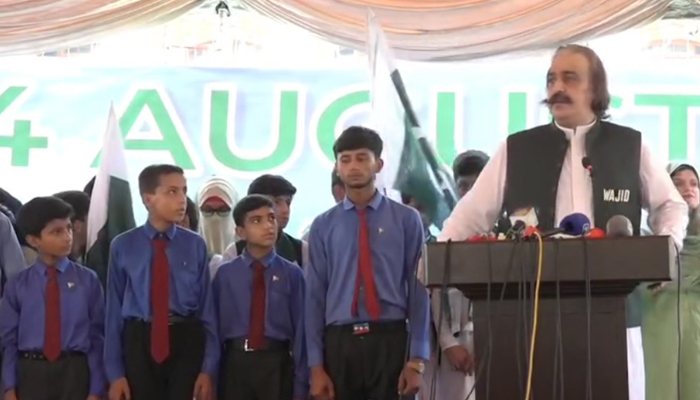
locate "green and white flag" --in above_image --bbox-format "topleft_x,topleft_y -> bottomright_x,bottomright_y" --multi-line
85,103 -> 136,288
367,11 -> 457,228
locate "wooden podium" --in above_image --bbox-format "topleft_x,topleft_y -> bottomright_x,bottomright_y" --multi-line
424,236 -> 674,400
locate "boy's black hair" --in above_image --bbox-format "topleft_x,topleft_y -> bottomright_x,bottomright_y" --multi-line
185,197 -> 199,231
138,164 -> 184,195
233,195 -> 274,227
332,126 -> 383,159
248,174 -> 297,197
331,166 -> 343,189
54,190 -> 90,222
452,150 -> 489,180
16,196 -> 74,238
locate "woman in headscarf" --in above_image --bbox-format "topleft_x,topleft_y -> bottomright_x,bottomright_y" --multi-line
641,161 -> 700,400
196,177 -> 239,276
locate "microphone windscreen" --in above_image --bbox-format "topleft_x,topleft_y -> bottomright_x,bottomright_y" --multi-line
559,213 -> 592,236
606,215 -> 633,237
586,227 -> 606,239
524,226 -> 540,237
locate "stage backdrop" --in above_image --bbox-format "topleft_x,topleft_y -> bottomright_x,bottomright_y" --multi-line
1,59 -> 699,236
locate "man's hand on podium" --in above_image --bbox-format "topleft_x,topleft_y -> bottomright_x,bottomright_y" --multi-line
443,345 -> 474,375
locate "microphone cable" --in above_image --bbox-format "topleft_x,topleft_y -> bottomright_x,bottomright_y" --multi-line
464,236 -> 523,400
582,236 -> 593,400
551,239 -> 565,400
523,231 -> 545,400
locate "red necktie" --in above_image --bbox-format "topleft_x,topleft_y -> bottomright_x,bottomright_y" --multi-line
44,266 -> 61,362
248,261 -> 266,350
151,237 -> 170,363
351,208 -> 381,320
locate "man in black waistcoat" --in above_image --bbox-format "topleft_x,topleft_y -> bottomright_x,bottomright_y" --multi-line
438,44 -> 688,400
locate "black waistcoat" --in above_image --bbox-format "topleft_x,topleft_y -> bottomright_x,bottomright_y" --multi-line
503,121 -> 642,234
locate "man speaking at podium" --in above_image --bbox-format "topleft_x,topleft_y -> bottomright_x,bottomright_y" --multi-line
438,44 -> 688,400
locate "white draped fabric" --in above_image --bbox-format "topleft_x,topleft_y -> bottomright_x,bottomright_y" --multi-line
0,0 -> 202,56
241,0 -> 671,61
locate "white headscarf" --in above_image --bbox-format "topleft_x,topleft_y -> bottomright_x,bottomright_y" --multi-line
196,177 -> 238,256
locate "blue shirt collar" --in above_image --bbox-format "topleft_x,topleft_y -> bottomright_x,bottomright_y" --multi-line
143,221 -> 177,240
241,248 -> 277,268
35,257 -> 70,274
342,190 -> 384,211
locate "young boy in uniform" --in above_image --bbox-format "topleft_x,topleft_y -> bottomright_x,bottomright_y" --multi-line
0,196 -> 105,400
213,194 -> 307,400
104,164 -> 219,400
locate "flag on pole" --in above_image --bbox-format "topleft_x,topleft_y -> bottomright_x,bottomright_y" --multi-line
367,11 -> 457,228
85,103 -> 136,288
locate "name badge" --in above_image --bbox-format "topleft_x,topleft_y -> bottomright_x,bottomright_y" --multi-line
603,189 -> 630,203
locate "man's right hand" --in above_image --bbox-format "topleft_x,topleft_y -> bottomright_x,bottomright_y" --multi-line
310,366 -> 335,400
108,377 -> 131,400
4,389 -> 17,400
443,345 -> 474,375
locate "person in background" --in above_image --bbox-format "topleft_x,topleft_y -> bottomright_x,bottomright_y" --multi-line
306,126 -> 429,400
401,194 -> 435,242
54,190 -> 91,262
197,177 -> 239,257
105,164 -> 218,400
224,175 -> 307,268
213,194 -> 307,400
330,166 -> 346,203
0,188 -> 21,216
402,191 -> 474,400
641,162 -> 700,400
0,196 -> 105,400
0,207 -> 25,288
177,197 -> 199,232
452,150 -> 489,198
301,166 -> 345,242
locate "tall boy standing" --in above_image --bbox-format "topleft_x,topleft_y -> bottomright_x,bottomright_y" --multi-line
306,126 -> 430,400
104,164 -> 219,400
0,196 -> 105,400
213,194 -> 307,400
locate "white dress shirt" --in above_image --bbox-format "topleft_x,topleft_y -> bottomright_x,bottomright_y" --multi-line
433,121 -> 688,350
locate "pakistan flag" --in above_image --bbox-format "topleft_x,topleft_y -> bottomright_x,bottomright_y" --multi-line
85,104 -> 136,288
367,12 -> 457,228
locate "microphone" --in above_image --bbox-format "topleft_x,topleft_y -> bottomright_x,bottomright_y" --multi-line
582,157 -> 594,177
506,220 -> 527,239
509,207 -> 539,230
586,227 -> 606,239
559,213 -> 592,236
605,215 -> 633,237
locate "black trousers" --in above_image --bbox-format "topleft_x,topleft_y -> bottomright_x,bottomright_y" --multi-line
324,321 -> 414,400
219,338 -> 294,400
16,351 -> 90,400
124,319 -> 205,400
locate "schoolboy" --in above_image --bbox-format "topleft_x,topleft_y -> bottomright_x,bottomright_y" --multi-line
0,196 -> 105,400
104,164 -> 219,400
213,194 -> 307,400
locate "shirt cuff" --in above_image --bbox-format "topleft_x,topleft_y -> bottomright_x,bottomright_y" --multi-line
410,339 -> 430,361
201,358 -> 218,377
307,348 -> 323,368
105,363 -> 125,383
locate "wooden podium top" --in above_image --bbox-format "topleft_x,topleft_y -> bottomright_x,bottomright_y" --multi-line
424,236 -> 674,298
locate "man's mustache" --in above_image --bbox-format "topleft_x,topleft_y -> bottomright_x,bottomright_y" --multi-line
542,92 -> 573,105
